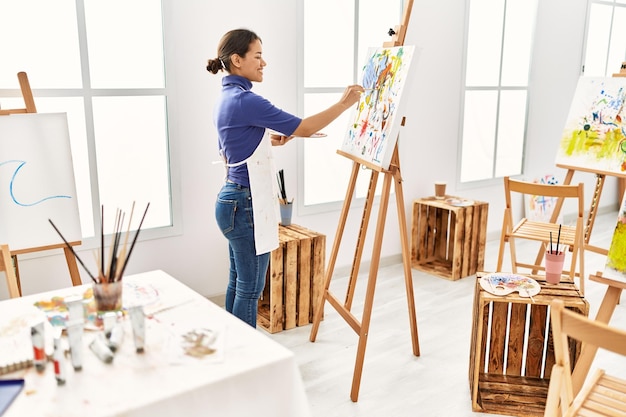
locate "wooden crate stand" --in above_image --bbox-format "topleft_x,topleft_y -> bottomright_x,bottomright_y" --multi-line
257,224 -> 325,333
411,197 -> 488,280
468,274 -> 589,417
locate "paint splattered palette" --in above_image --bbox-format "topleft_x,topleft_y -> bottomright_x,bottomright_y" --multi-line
445,198 -> 475,207
33,281 -> 159,328
480,273 -> 541,298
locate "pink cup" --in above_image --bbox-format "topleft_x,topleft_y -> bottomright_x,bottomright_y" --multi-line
545,250 -> 565,284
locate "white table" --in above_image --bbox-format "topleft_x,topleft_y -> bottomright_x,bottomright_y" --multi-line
0,270 -> 311,417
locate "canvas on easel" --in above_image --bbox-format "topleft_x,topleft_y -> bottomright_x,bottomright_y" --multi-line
0,72 -> 82,297
0,113 -> 81,251
340,45 -> 416,170
549,75 -> 626,258
555,76 -> 626,175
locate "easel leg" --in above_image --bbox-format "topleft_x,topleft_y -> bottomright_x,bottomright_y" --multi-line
351,169 -> 393,402
310,162 -> 361,342
1,245 -> 21,298
345,169 -> 379,309
392,163 -> 420,356
64,246 -> 83,286
12,255 -> 22,296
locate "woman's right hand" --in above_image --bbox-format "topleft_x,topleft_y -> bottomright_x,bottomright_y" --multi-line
339,85 -> 365,109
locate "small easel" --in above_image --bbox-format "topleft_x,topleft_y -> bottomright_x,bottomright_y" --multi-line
309,0 -> 419,402
0,72 -> 82,297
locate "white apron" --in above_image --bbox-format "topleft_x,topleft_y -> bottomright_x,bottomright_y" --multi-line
224,131 -> 280,255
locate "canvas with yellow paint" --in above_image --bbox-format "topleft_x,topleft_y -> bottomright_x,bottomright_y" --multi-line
604,191 -> 626,282
555,77 -> 626,175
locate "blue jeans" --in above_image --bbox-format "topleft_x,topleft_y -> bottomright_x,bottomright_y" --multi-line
215,182 -> 269,327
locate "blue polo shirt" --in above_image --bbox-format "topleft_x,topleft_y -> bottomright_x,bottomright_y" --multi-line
214,75 -> 302,187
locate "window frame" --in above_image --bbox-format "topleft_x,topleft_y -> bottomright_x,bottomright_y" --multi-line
0,0 -> 182,252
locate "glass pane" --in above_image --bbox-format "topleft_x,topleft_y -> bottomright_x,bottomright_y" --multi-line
93,96 -> 171,232
465,0 -> 505,87
0,0 -> 82,88
460,91 -> 498,182
583,4 -> 612,76
495,90 -> 526,177
85,0 -> 165,88
303,93 -> 353,205
358,0 -> 403,72
501,0 -> 537,86
304,0 -> 354,87
0,97 -> 94,237
608,7 -> 626,75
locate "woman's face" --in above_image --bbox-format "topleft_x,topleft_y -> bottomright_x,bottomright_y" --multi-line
232,39 -> 266,82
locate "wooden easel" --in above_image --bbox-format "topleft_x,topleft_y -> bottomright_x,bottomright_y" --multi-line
0,72 -> 82,297
550,166 -> 624,256
532,66 -> 626,274
309,0 -> 419,402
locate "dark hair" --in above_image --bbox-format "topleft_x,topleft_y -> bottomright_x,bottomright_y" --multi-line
206,29 -> 262,75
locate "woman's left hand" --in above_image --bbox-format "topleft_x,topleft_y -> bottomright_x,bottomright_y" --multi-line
270,134 -> 294,146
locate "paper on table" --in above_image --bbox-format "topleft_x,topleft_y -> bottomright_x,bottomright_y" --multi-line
165,323 -> 225,366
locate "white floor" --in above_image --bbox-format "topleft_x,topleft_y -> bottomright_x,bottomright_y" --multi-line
265,210 -> 626,417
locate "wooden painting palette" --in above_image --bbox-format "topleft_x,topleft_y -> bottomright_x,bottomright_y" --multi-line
480,273 -> 540,298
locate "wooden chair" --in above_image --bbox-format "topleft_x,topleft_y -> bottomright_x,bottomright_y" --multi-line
544,299 -> 626,416
496,176 -> 586,293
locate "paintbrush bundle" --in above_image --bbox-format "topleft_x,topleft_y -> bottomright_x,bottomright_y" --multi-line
276,169 -> 289,204
49,202 -> 150,284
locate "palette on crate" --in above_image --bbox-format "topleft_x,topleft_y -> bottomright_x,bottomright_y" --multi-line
257,224 -> 325,333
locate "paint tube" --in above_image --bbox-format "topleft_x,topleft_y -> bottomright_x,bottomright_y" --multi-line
64,295 -> 85,323
89,333 -> 114,364
107,324 -> 124,352
53,329 -> 66,385
102,312 -> 118,338
31,321 -> 46,372
66,321 -> 84,371
128,306 -> 145,353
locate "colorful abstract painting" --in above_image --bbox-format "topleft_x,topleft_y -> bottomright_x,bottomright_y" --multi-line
340,45 -> 416,170
604,192 -> 626,283
525,174 -> 562,223
555,77 -> 626,174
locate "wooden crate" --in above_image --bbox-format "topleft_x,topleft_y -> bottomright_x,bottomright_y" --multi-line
469,274 -> 589,416
411,197 -> 488,280
257,224 -> 325,333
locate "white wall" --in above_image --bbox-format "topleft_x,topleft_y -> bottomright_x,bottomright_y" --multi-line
3,0 -> 618,300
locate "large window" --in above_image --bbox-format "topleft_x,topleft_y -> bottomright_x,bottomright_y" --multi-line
300,0 -> 404,209
583,0 -> 626,77
459,0 -> 538,183
0,0 -> 173,240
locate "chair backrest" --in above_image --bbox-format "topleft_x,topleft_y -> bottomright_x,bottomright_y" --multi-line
546,299 -> 626,415
504,177 -> 585,218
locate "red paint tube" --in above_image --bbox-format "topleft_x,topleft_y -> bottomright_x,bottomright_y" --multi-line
31,322 -> 46,372
53,330 -> 66,385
